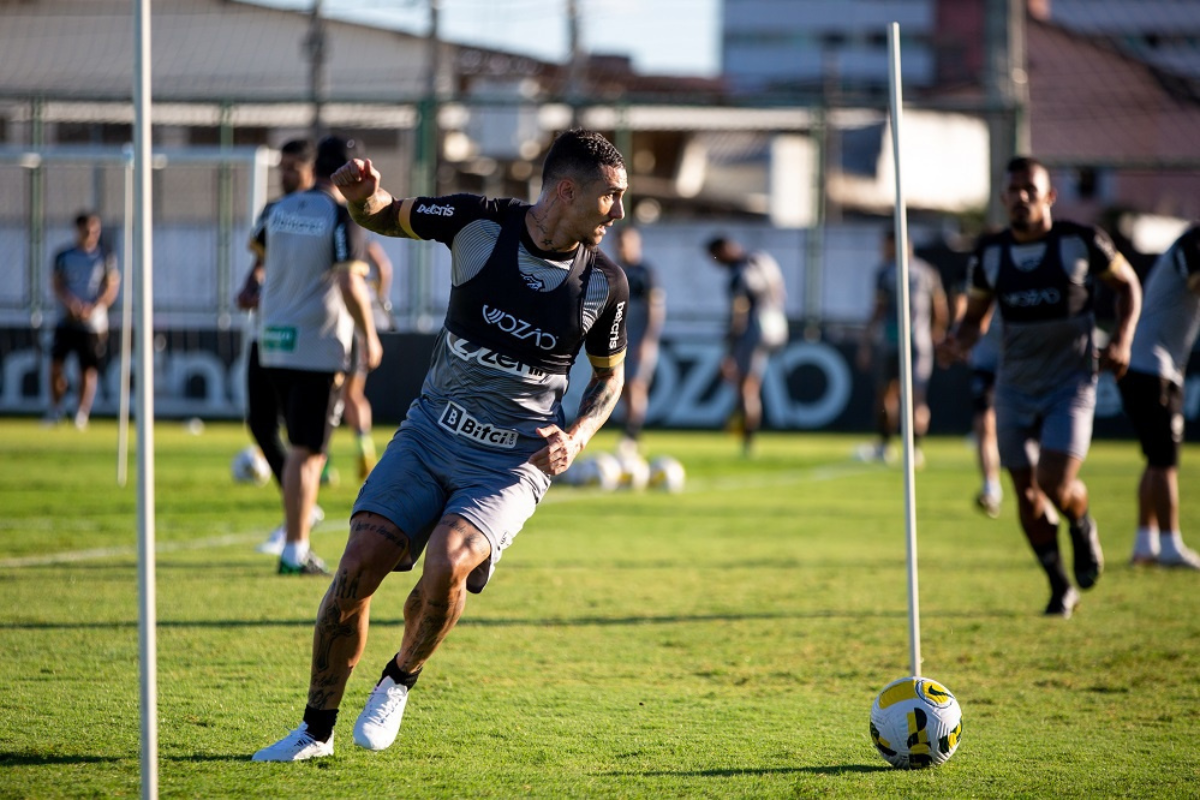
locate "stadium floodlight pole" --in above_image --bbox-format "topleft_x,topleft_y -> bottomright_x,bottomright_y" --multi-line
887,22 -> 922,678
117,151 -> 133,488
132,0 -> 159,797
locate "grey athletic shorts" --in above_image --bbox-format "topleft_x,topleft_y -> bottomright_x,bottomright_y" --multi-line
352,404 -> 551,593
994,373 -> 1097,470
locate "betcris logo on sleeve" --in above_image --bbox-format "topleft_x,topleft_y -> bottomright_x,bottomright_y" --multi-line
415,202 -> 455,217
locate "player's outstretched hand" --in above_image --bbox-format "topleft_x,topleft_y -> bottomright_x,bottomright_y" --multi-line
331,158 -> 381,204
530,425 -> 581,477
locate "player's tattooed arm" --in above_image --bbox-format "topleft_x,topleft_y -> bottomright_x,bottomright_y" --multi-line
347,194 -> 414,239
570,363 -> 624,445
530,363 -> 624,477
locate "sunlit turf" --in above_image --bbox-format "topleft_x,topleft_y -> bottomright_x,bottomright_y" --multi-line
2,419 -> 1198,798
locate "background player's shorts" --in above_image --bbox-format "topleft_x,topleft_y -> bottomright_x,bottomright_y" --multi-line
875,345 -> 933,397
731,334 -> 772,381
353,407 -> 551,594
995,373 -> 1097,470
970,368 -> 996,414
265,367 -> 342,454
1119,369 -> 1184,468
51,325 -> 106,370
625,337 -> 658,386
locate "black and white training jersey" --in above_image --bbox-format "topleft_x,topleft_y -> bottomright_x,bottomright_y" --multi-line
402,194 -> 628,452
1128,224 -> 1200,386
254,186 -> 368,373
968,221 -> 1122,395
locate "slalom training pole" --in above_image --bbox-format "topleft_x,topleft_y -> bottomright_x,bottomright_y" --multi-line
887,21 -> 922,678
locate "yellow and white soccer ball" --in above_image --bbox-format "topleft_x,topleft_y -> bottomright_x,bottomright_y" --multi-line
231,445 -> 271,487
869,676 -> 963,769
648,455 -> 686,493
567,452 -> 622,491
614,450 -> 651,491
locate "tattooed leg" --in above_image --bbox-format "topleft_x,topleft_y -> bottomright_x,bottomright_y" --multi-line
393,514 -> 492,674
307,511 -> 410,710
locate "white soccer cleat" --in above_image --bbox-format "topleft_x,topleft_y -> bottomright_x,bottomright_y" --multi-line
353,676 -> 409,751
256,505 -> 325,555
251,723 -> 333,762
1159,544 -> 1200,570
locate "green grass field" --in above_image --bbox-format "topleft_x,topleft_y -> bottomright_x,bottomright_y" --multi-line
2,419 -> 1198,798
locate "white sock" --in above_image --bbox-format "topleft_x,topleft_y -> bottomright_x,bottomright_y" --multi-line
1159,531 -> 1184,558
1133,526 -> 1159,557
281,540 -> 310,566
983,478 -> 1002,500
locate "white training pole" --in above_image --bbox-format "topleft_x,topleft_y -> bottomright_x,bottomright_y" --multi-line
133,0 -> 158,797
117,153 -> 133,487
888,22 -> 922,678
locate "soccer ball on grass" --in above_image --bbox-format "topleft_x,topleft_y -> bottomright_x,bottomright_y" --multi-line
869,676 -> 962,768
231,445 -> 271,486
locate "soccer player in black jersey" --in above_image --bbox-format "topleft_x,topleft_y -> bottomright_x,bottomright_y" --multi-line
253,129 -> 629,761
939,157 -> 1142,618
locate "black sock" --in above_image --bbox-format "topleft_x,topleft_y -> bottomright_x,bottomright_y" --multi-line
381,659 -> 422,689
302,706 -> 338,743
1032,541 -> 1071,595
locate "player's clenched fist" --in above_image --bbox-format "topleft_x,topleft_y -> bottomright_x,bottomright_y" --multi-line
331,158 -> 381,204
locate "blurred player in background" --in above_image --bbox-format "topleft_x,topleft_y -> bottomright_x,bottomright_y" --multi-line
339,238 -> 393,482
1119,223 -> 1200,568
939,157 -> 1142,618
255,136 -> 382,576
612,226 -> 664,455
236,139 -> 326,556
45,212 -> 120,430
950,261 -> 1004,517
706,235 -> 788,456
252,129 -> 628,762
856,229 -> 947,467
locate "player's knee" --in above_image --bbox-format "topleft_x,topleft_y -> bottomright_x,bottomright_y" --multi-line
423,533 -> 490,588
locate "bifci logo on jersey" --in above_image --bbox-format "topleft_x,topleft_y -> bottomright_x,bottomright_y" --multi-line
438,401 -> 519,449
481,305 -> 558,350
1003,287 -> 1061,307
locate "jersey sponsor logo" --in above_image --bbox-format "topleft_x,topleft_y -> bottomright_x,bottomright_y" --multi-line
481,305 -> 558,350
448,335 -> 546,379
415,203 -> 455,217
608,301 -> 626,350
1003,287 -> 1061,308
522,272 -> 546,291
438,401 -> 519,449
260,326 -> 297,352
268,211 -> 328,237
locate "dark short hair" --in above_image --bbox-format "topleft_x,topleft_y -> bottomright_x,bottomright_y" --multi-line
315,136 -> 359,179
280,138 -> 315,162
706,235 -> 732,256
74,211 -> 99,228
1006,156 -> 1047,176
542,129 -> 624,185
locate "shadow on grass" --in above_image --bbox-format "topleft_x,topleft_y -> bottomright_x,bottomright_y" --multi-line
605,764 -> 890,778
0,607 -> 1022,632
0,751 -> 123,766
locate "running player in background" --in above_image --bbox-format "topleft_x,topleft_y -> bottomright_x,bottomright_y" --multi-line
337,238 -> 394,483
1118,223 -> 1200,569
706,235 -> 788,457
252,129 -> 629,762
939,156 -> 1142,619
856,229 -> 948,467
612,226 -> 664,455
950,260 -> 1004,517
